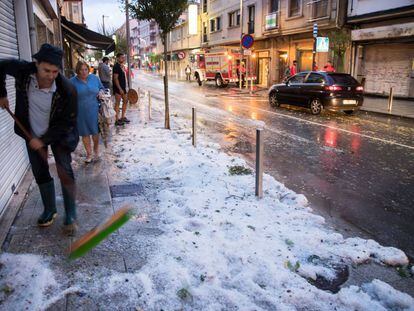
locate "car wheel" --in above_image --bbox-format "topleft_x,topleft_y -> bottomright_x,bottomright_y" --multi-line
269,92 -> 280,108
344,110 -> 355,115
215,75 -> 224,87
310,98 -> 322,115
195,73 -> 202,86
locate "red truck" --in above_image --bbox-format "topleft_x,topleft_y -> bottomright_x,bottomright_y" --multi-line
193,47 -> 257,88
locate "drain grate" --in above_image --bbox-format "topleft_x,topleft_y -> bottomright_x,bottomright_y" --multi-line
110,183 -> 144,198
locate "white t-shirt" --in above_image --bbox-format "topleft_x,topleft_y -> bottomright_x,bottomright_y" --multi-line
28,74 -> 56,138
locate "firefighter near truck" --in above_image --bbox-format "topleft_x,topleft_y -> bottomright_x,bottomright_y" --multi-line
193,47 -> 257,88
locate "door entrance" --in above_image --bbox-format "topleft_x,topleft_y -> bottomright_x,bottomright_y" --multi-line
258,58 -> 270,87
298,50 -> 313,72
279,51 -> 288,81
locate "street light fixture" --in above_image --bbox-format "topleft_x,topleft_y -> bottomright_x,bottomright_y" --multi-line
102,15 -> 109,36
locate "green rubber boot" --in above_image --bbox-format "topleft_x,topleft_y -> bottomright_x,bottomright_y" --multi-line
62,184 -> 78,236
37,180 -> 57,227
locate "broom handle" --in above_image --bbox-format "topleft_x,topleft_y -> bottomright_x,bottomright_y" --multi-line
5,106 -> 49,162
5,106 -> 33,141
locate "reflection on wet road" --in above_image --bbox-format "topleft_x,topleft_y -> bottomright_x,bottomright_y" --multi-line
135,72 -> 414,259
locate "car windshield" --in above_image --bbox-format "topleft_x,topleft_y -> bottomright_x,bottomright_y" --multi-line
289,73 -> 307,84
329,74 -> 359,85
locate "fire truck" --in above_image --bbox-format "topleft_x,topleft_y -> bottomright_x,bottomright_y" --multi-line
193,47 -> 257,88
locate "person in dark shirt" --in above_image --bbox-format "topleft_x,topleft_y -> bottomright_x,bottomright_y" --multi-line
112,53 -> 129,126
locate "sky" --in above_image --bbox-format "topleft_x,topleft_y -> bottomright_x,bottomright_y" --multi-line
83,0 -> 126,33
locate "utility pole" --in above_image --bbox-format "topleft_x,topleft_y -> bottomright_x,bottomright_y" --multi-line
125,0 -> 131,89
312,23 -> 318,71
239,0 -> 243,90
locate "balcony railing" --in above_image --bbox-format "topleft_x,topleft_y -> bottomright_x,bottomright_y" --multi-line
307,0 -> 329,21
265,11 -> 279,31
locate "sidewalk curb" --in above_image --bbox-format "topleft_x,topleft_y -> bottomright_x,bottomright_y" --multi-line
360,108 -> 414,121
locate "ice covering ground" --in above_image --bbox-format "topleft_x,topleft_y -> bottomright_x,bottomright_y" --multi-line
0,103 -> 413,310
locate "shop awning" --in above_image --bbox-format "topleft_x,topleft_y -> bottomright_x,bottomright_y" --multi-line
61,16 -> 115,54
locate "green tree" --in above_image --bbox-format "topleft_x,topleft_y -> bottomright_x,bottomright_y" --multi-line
326,29 -> 351,73
128,0 -> 188,129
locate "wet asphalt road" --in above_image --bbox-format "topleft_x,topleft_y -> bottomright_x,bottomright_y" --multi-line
133,72 -> 414,259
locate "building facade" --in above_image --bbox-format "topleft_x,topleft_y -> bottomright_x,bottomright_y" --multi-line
347,0 -> 414,98
132,20 -> 160,67
160,0 -> 348,87
261,0 -> 348,86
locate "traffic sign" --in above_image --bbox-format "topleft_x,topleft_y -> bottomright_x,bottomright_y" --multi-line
313,23 -> 318,38
241,34 -> 254,49
244,49 -> 252,56
316,37 -> 329,52
177,51 -> 186,60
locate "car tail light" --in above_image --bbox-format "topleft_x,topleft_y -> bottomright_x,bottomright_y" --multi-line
356,86 -> 364,92
325,85 -> 343,91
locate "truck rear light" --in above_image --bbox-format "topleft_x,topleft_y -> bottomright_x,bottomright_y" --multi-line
356,86 -> 364,92
325,85 -> 343,91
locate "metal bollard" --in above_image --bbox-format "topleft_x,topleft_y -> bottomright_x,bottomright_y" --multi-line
388,87 -> 394,113
148,91 -> 152,120
192,107 -> 196,147
255,128 -> 264,198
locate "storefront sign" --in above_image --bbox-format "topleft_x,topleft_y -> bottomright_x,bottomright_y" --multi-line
316,37 -> 329,52
265,13 -> 277,30
188,4 -> 198,35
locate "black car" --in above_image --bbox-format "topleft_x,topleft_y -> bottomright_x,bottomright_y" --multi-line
268,72 -> 364,115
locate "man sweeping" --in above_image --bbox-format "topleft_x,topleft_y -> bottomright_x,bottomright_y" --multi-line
0,44 -> 79,235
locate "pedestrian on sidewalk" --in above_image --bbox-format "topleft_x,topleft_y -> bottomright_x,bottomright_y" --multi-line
323,61 -> 336,72
290,60 -> 298,76
98,57 -> 111,90
70,61 -> 104,163
112,53 -> 130,126
185,64 -> 192,81
0,43 -> 79,234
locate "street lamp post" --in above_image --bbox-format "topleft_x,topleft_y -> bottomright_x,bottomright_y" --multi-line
125,0 -> 131,89
102,15 -> 109,36
239,0 -> 243,90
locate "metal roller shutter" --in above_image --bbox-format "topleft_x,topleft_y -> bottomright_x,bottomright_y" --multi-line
0,0 -> 29,215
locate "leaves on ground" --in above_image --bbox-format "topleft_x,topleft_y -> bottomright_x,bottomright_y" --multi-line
285,239 -> 294,247
285,260 -> 300,272
396,265 -> 413,278
228,165 -> 252,176
177,288 -> 192,301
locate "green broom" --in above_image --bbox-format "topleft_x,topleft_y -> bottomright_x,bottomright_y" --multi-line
67,206 -> 133,260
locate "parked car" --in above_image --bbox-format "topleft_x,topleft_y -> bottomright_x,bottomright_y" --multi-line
268,72 -> 364,115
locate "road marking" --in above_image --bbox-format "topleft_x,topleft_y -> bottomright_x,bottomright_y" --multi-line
136,76 -> 414,150
227,102 -> 414,150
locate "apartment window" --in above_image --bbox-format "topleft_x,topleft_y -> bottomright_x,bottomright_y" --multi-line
216,17 -> 221,31
309,0 -> 329,19
248,6 -> 255,34
203,0 -> 207,13
203,22 -> 208,42
210,19 -> 215,32
288,0 -> 301,17
228,10 -> 240,27
210,17 -> 221,32
270,0 -> 279,13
